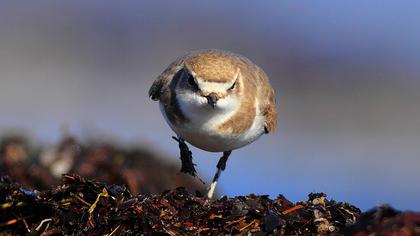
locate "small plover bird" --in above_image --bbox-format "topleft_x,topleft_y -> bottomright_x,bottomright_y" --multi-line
149,49 -> 277,199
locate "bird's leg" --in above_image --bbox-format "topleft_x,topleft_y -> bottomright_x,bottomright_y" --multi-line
207,150 -> 232,199
172,136 -> 197,177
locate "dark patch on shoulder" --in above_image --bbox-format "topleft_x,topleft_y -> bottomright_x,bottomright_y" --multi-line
162,69 -> 189,126
149,80 -> 163,100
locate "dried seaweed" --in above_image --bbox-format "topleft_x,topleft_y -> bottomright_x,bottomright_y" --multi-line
0,174 -> 364,235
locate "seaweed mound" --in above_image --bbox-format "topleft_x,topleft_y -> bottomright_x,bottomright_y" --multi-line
1,174 -> 361,235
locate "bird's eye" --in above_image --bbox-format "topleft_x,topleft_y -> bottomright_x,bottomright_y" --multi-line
228,81 -> 236,90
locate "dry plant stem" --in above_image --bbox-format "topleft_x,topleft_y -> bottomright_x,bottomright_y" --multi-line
172,136 -> 197,177
105,224 -> 121,236
207,150 -> 231,199
88,188 -> 109,228
282,205 -> 304,215
35,218 -> 52,231
70,193 -> 91,207
20,215 -> 29,233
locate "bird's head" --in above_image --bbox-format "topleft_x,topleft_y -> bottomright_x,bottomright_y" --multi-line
175,59 -> 242,113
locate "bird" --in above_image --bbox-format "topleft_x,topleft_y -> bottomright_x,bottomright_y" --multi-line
149,49 -> 277,199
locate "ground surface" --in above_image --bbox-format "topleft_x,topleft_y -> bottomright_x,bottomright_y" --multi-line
1,174 -> 419,235
1,136 -> 419,235
1,174 -> 357,235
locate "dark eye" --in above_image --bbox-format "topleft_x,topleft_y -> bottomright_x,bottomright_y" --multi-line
187,73 -> 198,88
187,74 -> 195,85
228,81 -> 236,90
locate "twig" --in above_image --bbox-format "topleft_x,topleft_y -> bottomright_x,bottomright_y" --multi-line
20,214 -> 30,233
88,188 -> 109,227
105,224 -> 121,236
197,227 -> 210,233
35,218 -> 52,231
282,205 -> 304,215
70,192 -> 92,207
225,216 -> 247,227
239,219 -> 256,232
89,188 -> 109,214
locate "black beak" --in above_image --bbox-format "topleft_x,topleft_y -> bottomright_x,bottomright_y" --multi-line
206,93 -> 218,108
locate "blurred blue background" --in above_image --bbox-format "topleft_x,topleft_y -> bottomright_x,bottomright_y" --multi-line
0,1 -> 419,210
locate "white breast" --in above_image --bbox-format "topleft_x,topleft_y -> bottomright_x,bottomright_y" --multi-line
160,96 -> 265,153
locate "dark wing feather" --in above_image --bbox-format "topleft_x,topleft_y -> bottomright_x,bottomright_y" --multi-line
148,79 -> 164,101
148,54 -> 189,101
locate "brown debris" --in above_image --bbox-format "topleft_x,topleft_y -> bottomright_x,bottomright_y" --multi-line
344,205 -> 420,235
1,135 -> 418,235
0,174 -> 363,235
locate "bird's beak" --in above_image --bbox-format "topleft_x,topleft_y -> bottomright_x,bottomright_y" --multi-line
206,93 -> 218,108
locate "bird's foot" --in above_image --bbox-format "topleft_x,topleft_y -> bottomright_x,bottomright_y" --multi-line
172,136 -> 197,177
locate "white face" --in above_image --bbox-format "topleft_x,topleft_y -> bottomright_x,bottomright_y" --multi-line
176,69 -> 239,107
175,68 -> 241,124
177,85 -> 238,110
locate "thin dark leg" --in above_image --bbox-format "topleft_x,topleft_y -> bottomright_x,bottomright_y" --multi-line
207,151 -> 232,199
172,136 -> 197,177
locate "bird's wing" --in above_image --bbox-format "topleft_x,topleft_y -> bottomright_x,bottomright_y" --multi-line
149,54 -> 191,127
148,55 -> 187,101
256,69 -> 277,134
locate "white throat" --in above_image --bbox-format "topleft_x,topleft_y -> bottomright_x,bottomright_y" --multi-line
176,92 -> 239,133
